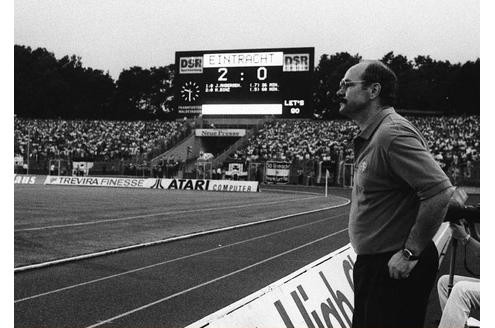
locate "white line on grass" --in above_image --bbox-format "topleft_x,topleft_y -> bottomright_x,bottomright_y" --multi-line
15,210 -> 348,302
84,227 -> 349,328
15,195 -> 325,232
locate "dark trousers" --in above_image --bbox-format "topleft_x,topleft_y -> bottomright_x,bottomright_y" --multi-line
352,241 -> 438,328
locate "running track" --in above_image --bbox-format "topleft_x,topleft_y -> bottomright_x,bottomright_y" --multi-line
15,188 -> 351,328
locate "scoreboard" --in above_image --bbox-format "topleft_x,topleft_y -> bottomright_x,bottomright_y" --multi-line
175,47 -> 314,117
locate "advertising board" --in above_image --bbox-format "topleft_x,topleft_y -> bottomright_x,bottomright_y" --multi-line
186,224 -> 452,328
43,176 -> 259,193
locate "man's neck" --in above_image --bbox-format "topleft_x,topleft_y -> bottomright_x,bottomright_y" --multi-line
354,104 -> 388,131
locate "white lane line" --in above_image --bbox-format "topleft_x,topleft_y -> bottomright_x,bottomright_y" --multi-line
84,227 -> 349,328
15,210 -> 347,303
15,200 -> 349,272
260,188 -> 322,195
15,196 -> 323,232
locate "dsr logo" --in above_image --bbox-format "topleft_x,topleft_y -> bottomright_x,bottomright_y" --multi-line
179,57 -> 203,74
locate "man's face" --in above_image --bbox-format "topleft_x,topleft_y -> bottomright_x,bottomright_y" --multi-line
336,63 -> 370,118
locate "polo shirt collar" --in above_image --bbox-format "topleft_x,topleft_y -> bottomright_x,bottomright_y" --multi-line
357,107 -> 396,140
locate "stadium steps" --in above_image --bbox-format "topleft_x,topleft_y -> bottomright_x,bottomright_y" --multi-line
150,121 -> 263,170
150,132 -> 196,166
211,127 -> 257,168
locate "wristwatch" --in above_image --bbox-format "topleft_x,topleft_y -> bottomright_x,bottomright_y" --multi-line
402,248 -> 419,261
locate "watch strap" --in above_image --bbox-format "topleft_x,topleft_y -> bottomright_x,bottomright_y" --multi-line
402,248 -> 419,261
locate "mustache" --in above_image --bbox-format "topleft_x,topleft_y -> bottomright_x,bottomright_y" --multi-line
332,95 -> 347,104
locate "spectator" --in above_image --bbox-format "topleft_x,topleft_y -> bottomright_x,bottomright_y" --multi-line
49,163 -> 56,175
437,221 -> 480,328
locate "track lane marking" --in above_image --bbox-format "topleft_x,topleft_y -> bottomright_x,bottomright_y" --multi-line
15,195 -> 327,232
15,210 -> 347,303
15,200 -> 350,272
84,227 -> 349,328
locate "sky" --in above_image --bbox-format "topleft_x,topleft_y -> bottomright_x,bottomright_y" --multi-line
14,0 -> 480,79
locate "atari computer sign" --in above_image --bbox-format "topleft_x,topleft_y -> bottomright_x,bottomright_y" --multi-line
175,47 -> 314,117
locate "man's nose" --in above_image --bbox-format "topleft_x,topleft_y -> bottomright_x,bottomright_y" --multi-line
336,87 -> 344,97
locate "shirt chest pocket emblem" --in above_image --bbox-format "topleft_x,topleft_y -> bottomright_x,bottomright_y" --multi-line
358,161 -> 368,174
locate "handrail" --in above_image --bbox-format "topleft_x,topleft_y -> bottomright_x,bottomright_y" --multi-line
212,127 -> 258,167
150,131 -> 194,164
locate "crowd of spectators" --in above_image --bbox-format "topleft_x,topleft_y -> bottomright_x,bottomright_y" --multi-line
14,115 -> 480,184
14,117 -> 190,162
411,116 -> 480,179
233,115 -> 480,182
234,119 -> 357,163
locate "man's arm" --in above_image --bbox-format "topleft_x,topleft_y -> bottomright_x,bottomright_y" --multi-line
405,186 -> 455,254
386,129 -> 455,279
388,186 -> 454,279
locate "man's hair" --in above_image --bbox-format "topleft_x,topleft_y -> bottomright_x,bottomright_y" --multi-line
360,61 -> 398,107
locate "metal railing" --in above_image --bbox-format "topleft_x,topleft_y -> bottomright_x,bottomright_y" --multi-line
14,157 -> 480,189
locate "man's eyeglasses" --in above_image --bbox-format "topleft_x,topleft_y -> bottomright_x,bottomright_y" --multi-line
339,80 -> 367,90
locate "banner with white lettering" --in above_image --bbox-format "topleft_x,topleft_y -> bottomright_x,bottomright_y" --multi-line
266,161 -> 291,184
14,174 -> 44,185
186,224 -> 451,328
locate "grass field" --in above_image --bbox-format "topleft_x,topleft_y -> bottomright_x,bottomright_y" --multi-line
14,184 -> 347,267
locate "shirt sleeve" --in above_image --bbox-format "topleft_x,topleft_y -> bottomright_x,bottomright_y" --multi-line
387,133 -> 452,200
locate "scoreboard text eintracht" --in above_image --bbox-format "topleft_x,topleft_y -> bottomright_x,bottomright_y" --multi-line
175,47 -> 314,117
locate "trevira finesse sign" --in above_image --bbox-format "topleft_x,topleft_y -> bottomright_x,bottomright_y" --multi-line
44,176 -> 259,193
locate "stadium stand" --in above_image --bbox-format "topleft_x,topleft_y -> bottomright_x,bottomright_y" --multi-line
14,115 -> 479,186
14,118 -> 192,161
232,115 -> 480,186
14,117 -> 192,174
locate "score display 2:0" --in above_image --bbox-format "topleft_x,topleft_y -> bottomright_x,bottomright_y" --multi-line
216,66 -> 269,82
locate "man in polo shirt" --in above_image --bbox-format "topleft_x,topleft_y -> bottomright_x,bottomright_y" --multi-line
336,60 -> 454,327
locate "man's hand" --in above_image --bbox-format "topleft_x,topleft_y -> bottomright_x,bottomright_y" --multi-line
388,250 -> 418,279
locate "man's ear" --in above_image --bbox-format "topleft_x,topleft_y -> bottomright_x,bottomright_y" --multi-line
369,83 -> 382,100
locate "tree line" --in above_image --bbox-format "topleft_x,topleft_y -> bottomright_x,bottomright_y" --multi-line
313,52 -> 480,119
14,45 -> 479,120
